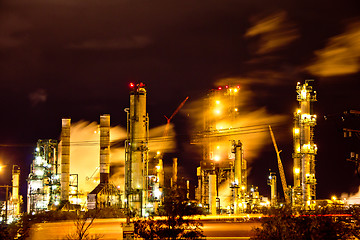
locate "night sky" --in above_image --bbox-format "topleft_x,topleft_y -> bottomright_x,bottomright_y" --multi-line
1,0 -> 360,202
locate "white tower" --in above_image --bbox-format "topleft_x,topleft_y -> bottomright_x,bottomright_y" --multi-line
292,80 -> 317,209
125,83 -> 149,216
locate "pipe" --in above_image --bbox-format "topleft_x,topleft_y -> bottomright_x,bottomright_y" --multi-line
209,174 -> 217,215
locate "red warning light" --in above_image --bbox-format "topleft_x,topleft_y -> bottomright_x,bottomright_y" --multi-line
225,85 -> 229,89
237,85 -> 240,89
218,86 -> 222,90
129,82 -> 135,88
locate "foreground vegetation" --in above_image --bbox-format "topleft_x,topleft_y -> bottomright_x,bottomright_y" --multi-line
251,205 -> 360,240
134,187 -> 205,240
0,207 -> 125,240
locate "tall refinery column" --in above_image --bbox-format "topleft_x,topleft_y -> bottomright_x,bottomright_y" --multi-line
12,165 -> 20,216
232,140 -> 243,214
100,114 -> 110,183
125,83 -> 149,216
268,171 -> 277,207
61,118 -> 71,202
293,81 -> 317,209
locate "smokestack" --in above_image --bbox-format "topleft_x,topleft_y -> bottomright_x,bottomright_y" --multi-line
100,114 -> 110,183
172,158 -> 178,187
61,118 -> 71,202
12,165 -> 20,215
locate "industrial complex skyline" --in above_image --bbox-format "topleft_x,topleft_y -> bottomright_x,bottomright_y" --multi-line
1,0 -> 360,210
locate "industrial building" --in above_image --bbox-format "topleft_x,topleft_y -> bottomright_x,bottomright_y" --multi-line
292,80 -> 317,209
27,139 -> 61,213
1,165 -> 21,223
194,85 -> 261,214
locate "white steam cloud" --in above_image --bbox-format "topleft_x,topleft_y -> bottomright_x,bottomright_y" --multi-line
68,120 -> 175,194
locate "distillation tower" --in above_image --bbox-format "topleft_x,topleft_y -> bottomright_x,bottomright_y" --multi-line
292,80 -> 317,209
125,83 -> 149,216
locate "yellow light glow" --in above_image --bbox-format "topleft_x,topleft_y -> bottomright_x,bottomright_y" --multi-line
241,186 -> 245,190
234,108 -> 238,112
294,128 -> 300,134
301,89 -> 307,99
157,151 -> 161,155
294,168 -> 300,174
234,89 -> 238,93
214,109 -> 221,115
215,100 -> 220,105
216,145 -> 220,149
297,109 -> 301,114
332,196 -> 337,201
214,155 -> 220,161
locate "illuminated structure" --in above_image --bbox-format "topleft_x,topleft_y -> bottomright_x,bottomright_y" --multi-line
267,171 -> 277,206
292,80 -> 317,209
61,118 -> 71,203
27,139 -> 61,213
195,85 -> 248,214
125,83 -> 150,216
10,165 -> 21,217
88,114 -> 120,210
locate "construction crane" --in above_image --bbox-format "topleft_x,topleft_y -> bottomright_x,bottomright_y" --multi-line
163,96 -> 189,138
269,125 -> 290,204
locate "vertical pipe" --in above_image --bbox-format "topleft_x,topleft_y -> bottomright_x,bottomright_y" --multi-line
209,174 -> 217,215
61,118 -> 71,202
172,158 -> 178,186
233,140 -> 242,214
12,165 -> 20,215
100,114 -> 110,183
186,180 -> 190,199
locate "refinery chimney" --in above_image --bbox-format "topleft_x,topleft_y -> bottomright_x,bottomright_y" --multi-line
171,158 -> 178,187
12,165 -> 20,215
61,118 -> 71,202
125,82 -> 149,216
232,140 -> 246,214
100,114 -> 110,183
292,80 -> 317,209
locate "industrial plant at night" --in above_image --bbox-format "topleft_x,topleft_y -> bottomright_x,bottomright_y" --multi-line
13,80 -> 321,220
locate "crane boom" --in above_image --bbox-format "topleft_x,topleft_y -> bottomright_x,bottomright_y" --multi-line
163,96 -> 189,137
269,125 -> 290,204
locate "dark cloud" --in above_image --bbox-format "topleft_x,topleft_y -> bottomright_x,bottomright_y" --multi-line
0,13 -> 30,48
28,88 -> 47,106
68,36 -> 152,50
245,11 -> 299,55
